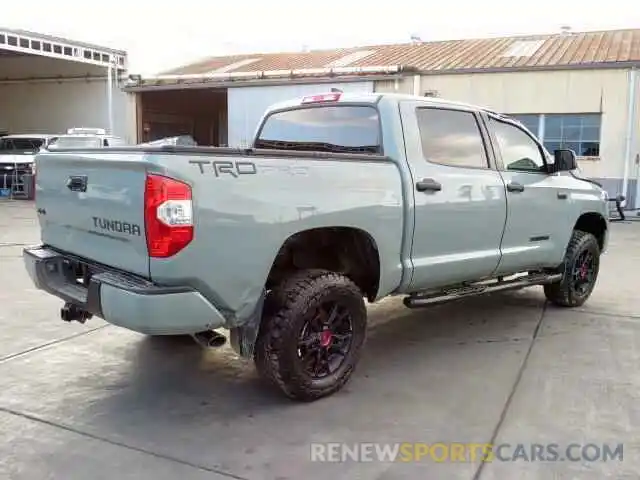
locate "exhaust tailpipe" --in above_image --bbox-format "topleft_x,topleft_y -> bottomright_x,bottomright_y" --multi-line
192,330 -> 227,348
60,302 -> 93,323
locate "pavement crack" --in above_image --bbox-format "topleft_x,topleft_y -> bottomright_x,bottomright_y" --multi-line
0,406 -> 250,480
471,302 -> 547,480
0,242 -> 31,248
574,309 -> 640,321
0,325 -> 111,364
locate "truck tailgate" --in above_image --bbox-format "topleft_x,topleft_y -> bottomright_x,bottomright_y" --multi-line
35,152 -> 150,277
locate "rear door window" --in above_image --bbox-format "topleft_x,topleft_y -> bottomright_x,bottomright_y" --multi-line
256,105 -> 382,154
416,107 -> 490,169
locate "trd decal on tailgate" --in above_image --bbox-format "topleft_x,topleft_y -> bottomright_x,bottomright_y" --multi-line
92,217 -> 142,236
189,160 -> 257,177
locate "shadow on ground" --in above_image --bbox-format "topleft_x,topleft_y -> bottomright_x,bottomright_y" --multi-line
0,290 -> 544,479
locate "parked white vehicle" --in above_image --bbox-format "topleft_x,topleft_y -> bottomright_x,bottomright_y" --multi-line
0,134 -> 57,190
46,128 -> 127,150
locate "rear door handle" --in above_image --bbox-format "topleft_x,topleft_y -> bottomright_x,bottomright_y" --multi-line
506,182 -> 524,193
557,191 -> 568,199
416,178 -> 442,192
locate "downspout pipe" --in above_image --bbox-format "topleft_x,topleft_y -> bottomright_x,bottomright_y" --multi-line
413,74 -> 421,95
621,67 -> 637,207
106,58 -> 114,135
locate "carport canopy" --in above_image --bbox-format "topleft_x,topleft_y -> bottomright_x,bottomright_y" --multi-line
0,28 -> 127,136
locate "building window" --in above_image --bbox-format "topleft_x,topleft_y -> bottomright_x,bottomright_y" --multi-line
543,114 -> 601,157
507,113 -> 602,158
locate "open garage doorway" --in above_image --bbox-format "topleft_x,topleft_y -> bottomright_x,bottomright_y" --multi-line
136,88 -> 227,146
0,28 -> 133,141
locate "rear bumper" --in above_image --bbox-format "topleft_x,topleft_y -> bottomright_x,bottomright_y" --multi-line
22,245 -> 227,335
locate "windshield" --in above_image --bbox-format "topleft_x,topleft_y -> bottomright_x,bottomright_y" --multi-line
255,105 -> 382,154
0,137 -> 46,153
49,136 -> 102,149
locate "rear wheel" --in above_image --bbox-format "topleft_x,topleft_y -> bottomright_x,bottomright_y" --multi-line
544,229 -> 600,307
254,269 -> 367,401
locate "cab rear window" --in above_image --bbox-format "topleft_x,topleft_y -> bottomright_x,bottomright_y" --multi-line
255,105 -> 382,154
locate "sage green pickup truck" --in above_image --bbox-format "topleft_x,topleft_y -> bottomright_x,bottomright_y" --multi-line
24,92 -> 609,401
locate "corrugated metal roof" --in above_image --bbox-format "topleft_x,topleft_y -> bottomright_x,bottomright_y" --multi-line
162,28 -> 640,76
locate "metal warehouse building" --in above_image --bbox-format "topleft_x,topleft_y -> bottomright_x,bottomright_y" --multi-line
0,28 -> 134,142
126,27 -> 640,208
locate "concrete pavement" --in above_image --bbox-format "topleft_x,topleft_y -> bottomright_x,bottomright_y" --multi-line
0,200 -> 638,479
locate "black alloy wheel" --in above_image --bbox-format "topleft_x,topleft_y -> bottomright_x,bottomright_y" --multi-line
254,269 -> 367,401
544,229 -> 600,307
297,301 -> 354,379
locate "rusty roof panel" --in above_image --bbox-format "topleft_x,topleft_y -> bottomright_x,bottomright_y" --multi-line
160,28 -> 640,77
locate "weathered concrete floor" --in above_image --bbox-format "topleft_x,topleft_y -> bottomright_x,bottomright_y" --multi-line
0,200 -> 638,479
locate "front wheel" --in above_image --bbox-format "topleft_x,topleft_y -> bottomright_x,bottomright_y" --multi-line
544,229 -> 600,307
254,269 -> 367,401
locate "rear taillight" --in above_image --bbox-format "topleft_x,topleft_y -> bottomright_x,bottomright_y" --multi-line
144,173 -> 193,258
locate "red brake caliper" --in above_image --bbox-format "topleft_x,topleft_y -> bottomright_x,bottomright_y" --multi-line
580,257 -> 589,279
320,329 -> 333,348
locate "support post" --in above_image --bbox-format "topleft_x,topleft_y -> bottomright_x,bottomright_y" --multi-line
107,57 -> 114,135
622,67 -> 637,207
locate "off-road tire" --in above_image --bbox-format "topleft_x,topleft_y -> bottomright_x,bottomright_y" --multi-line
253,269 -> 367,401
544,229 -> 600,307
253,269 -> 329,384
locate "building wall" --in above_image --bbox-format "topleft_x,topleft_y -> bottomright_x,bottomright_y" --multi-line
0,79 -> 136,143
376,69 -> 640,206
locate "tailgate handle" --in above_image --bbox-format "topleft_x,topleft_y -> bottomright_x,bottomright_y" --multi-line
66,175 -> 87,192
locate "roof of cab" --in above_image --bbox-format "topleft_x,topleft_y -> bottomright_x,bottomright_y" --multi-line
264,91 -> 496,115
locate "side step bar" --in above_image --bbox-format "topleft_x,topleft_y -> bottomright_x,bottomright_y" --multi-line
403,272 -> 563,309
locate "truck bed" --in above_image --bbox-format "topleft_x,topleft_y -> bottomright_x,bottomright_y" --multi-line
33,145 -> 406,321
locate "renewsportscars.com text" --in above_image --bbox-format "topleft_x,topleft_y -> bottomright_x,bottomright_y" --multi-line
310,442 -> 624,463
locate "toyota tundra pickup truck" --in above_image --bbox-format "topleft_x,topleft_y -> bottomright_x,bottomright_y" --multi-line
23,92 -> 609,402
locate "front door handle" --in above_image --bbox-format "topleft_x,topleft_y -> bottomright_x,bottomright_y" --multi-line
506,182 -> 525,193
557,191 -> 568,199
416,178 -> 442,192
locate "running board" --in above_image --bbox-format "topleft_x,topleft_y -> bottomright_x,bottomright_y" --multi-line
403,272 -> 563,309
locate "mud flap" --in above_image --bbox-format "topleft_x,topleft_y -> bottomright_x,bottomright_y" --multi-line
229,290 -> 266,358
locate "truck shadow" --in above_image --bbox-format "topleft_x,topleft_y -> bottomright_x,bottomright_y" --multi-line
89,288 -> 547,422
48,287 -> 549,472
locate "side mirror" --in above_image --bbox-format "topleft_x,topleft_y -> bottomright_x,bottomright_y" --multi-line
553,149 -> 577,172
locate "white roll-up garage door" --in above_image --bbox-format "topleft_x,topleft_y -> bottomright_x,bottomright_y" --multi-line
226,81 -> 374,147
